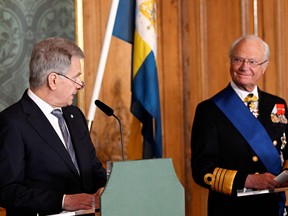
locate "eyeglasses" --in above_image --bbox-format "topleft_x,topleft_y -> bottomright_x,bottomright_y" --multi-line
230,56 -> 268,68
55,73 -> 85,89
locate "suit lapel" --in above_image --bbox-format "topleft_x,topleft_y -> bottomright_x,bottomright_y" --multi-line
257,90 -> 278,123
21,93 -> 81,177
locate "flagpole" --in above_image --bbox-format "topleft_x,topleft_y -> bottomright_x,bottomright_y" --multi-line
87,0 -> 120,131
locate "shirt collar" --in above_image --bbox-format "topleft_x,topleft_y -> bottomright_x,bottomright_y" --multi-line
230,81 -> 259,101
27,89 -> 61,116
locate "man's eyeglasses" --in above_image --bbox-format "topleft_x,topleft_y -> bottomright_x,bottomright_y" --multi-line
230,56 -> 268,68
55,73 -> 85,90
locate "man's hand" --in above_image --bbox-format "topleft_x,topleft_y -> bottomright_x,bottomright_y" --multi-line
245,172 -> 280,190
93,187 -> 105,209
63,193 -> 94,211
63,187 -> 105,211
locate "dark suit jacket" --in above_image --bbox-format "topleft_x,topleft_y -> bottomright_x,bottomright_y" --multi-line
0,91 -> 107,216
191,84 -> 288,216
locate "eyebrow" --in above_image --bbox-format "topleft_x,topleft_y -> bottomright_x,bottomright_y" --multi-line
72,72 -> 82,78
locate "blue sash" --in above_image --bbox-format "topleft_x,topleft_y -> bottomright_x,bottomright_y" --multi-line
212,86 -> 285,216
212,86 -> 281,175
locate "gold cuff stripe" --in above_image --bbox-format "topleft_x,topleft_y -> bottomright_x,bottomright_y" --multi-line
222,169 -> 237,195
219,168 -> 227,192
212,168 -> 218,191
204,167 -> 237,195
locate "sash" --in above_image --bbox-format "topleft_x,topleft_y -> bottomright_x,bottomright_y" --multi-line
212,86 -> 281,175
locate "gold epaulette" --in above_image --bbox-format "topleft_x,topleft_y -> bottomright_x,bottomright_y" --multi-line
204,167 -> 237,195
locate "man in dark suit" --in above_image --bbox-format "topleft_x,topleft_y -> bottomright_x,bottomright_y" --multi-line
0,37 -> 107,215
191,35 -> 288,216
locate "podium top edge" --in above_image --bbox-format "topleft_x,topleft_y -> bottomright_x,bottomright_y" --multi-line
109,158 -> 172,164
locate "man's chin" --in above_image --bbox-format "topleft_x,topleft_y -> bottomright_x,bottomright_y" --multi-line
234,75 -> 252,84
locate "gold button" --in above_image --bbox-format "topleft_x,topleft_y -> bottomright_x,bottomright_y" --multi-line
252,156 -> 258,162
273,140 -> 277,146
255,172 -> 259,174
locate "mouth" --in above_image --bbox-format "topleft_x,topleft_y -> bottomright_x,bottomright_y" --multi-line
235,71 -> 253,77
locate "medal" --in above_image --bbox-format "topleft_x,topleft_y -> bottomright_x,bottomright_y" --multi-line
281,133 -> 287,150
271,104 -> 287,124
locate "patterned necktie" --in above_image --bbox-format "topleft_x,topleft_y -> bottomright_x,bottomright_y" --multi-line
52,109 -> 80,174
243,93 -> 259,118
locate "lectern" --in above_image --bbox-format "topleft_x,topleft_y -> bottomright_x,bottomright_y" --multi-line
100,158 -> 185,216
47,158 -> 184,216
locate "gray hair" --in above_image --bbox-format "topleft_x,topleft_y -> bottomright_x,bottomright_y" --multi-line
29,37 -> 84,89
229,35 -> 270,60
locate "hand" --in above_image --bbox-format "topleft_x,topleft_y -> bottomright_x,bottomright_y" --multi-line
63,193 -> 95,211
245,172 -> 280,190
63,187 -> 105,211
93,187 -> 105,209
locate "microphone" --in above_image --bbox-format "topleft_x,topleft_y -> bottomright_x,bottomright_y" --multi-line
95,100 -> 124,161
95,100 -> 114,116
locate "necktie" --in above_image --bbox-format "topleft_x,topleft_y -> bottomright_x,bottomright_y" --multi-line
243,93 -> 259,118
52,109 -> 80,174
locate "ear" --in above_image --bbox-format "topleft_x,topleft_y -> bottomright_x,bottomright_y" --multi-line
262,61 -> 269,74
47,73 -> 58,90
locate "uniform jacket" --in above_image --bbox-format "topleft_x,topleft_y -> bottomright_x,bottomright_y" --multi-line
191,84 -> 288,216
0,91 -> 107,216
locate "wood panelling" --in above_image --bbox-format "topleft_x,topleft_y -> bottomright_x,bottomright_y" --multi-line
185,1 -> 246,215
82,0 -> 132,162
158,0 -> 185,184
261,0 -> 288,99
80,0 -> 288,216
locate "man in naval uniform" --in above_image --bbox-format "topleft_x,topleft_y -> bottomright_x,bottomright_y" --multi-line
191,35 -> 288,216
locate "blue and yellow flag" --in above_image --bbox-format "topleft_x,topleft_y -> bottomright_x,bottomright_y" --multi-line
113,0 -> 162,158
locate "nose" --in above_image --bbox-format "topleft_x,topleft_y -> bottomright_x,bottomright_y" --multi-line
239,60 -> 251,70
76,77 -> 85,90
240,59 -> 250,66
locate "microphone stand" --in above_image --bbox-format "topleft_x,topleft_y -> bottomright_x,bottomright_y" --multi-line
94,99 -> 124,161
112,114 -> 124,161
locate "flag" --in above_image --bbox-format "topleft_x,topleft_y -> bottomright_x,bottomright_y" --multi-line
113,0 -> 162,158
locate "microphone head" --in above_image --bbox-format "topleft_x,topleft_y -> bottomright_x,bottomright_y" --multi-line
95,100 -> 114,116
